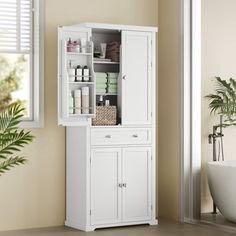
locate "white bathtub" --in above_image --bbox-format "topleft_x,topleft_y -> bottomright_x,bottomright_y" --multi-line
207,161 -> 236,222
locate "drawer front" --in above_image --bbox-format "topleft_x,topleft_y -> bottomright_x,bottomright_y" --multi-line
91,128 -> 151,146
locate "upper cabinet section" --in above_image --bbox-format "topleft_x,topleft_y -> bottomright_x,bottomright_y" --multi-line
121,31 -> 152,125
58,23 -> 157,127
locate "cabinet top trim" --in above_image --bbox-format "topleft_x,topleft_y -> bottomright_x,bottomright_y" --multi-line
71,22 -> 158,33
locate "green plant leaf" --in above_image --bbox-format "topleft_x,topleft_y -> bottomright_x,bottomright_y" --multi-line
0,156 -> 27,175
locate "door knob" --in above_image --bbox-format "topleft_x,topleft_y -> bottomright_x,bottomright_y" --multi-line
122,75 -> 126,80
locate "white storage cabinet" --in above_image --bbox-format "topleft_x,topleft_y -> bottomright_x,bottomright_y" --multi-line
58,23 -> 158,231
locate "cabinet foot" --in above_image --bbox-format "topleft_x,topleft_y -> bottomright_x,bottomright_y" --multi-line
149,219 -> 158,225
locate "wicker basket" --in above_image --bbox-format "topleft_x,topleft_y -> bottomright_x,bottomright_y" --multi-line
92,106 -> 117,126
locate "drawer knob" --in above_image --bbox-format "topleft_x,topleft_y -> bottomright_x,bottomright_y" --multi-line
118,183 -> 123,188
105,135 -> 111,138
122,183 -> 127,188
132,134 -> 138,138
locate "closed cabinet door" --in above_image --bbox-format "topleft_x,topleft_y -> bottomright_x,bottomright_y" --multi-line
121,31 -> 152,125
122,147 -> 152,222
91,148 -> 122,225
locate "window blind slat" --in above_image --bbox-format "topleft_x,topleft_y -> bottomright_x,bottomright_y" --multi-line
0,0 -> 32,53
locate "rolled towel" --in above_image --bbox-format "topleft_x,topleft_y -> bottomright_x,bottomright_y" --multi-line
96,88 -> 106,94
96,83 -> 107,89
107,77 -> 117,84
107,84 -> 117,89
96,77 -> 107,84
107,72 -> 118,78
95,72 -> 107,78
107,88 -> 117,93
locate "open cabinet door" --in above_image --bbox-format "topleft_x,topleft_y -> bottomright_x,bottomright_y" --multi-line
58,26 -> 95,126
121,31 -> 152,125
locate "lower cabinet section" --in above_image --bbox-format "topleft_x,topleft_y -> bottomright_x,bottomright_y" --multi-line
91,148 -> 122,225
91,146 -> 152,226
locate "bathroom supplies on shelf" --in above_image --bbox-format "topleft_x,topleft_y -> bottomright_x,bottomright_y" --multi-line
80,38 -> 87,53
97,95 -> 104,106
73,40 -> 80,53
68,61 -> 76,82
82,87 -> 90,114
100,43 -> 107,59
67,38 -> 73,52
95,72 -> 107,94
106,41 -> 120,62
75,65 -> 83,82
92,106 -> 117,126
83,66 -> 90,82
74,89 -> 82,114
69,92 -> 74,114
107,72 -> 118,94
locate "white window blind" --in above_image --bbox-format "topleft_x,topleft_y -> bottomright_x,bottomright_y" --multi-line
0,0 -> 32,53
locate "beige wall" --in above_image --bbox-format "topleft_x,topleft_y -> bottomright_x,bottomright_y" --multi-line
0,0 -> 158,231
158,0 -> 181,220
201,0 -> 236,212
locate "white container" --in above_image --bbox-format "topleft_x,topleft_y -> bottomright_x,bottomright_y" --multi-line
100,43 -> 107,58
69,92 -> 74,114
80,38 -> 87,53
68,68 -> 75,82
76,65 -> 83,82
74,89 -> 82,114
82,87 -> 89,114
83,66 -> 90,82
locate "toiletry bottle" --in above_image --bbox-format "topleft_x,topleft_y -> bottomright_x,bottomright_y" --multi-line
76,65 -> 83,82
82,87 -> 89,114
73,40 -> 80,53
67,38 -> 73,52
83,66 -> 90,82
68,60 -> 75,82
69,91 -> 74,114
97,95 -> 104,106
80,38 -> 87,53
105,99 -> 110,106
74,89 -> 82,114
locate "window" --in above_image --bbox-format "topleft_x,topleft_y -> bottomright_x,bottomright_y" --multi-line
0,0 -> 43,127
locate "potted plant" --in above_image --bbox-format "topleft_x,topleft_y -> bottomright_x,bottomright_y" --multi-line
0,103 -> 34,175
206,76 -> 236,127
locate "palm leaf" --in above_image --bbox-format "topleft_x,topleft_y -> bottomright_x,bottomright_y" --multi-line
0,130 -> 34,159
0,156 -> 27,175
0,103 -> 34,175
0,103 -> 24,134
205,77 -> 236,124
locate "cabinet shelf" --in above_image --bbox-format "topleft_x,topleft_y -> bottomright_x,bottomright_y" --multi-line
96,93 -> 117,96
69,113 -> 94,117
67,52 -> 93,56
94,60 -> 119,65
69,82 -> 94,85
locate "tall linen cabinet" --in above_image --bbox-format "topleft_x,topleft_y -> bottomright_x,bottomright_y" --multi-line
58,23 -> 158,231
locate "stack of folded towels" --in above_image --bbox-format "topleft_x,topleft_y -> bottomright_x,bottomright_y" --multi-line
96,72 -> 107,94
107,72 -> 118,94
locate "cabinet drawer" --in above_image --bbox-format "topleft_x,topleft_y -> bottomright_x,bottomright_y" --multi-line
91,128 -> 151,146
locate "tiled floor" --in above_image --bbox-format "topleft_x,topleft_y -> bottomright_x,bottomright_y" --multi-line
0,219 -> 235,236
